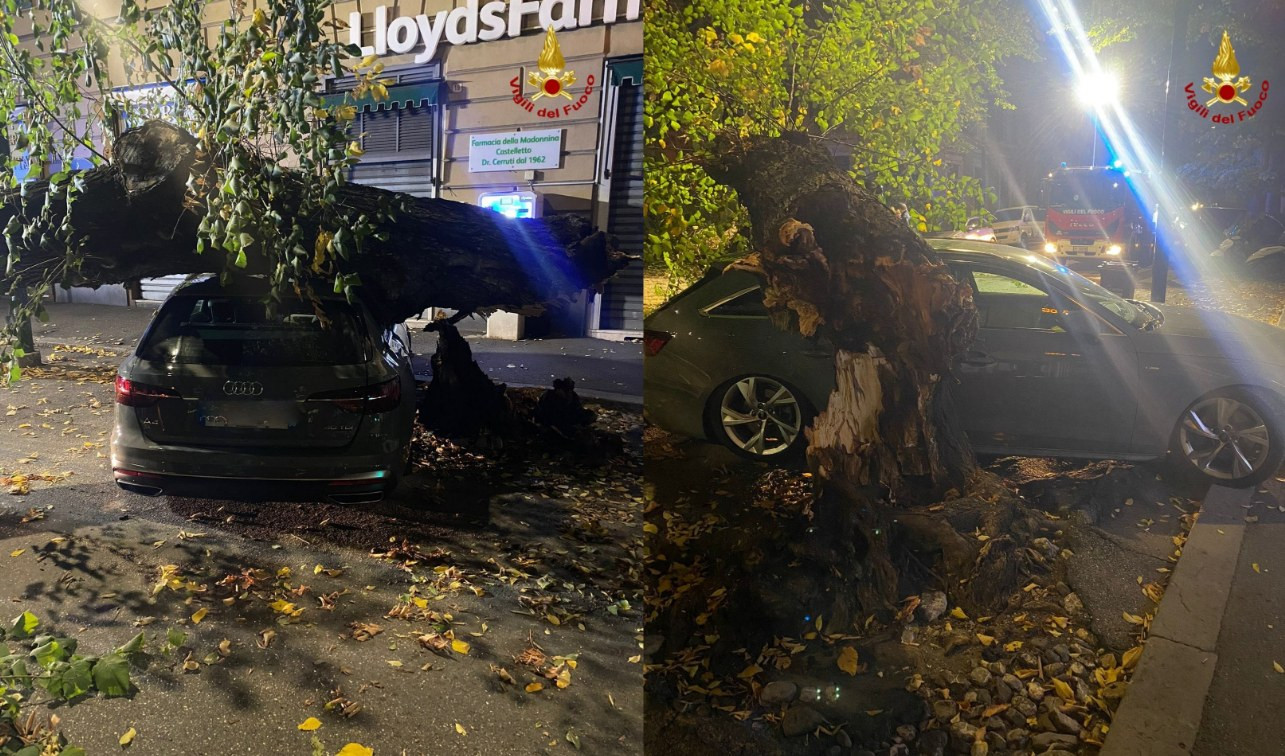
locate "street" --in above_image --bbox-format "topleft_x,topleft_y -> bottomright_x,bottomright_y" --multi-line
0,306 -> 644,755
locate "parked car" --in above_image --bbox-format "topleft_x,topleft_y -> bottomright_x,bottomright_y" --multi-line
111,276 -> 417,503
990,205 -> 1044,248
645,238 -> 1285,486
962,214 -> 997,242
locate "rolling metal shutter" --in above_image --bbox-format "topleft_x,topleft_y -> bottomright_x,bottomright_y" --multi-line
139,274 -> 192,302
327,68 -> 441,199
599,67 -> 644,334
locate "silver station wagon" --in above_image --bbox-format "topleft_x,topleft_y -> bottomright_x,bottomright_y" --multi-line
645,239 -> 1285,487
111,277 -> 416,502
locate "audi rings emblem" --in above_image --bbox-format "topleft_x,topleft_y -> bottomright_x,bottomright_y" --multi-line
222,381 -> 264,397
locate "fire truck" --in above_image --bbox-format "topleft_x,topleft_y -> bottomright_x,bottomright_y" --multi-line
1038,165 -> 1148,267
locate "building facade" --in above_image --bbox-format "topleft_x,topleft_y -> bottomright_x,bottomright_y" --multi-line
49,0 -> 644,340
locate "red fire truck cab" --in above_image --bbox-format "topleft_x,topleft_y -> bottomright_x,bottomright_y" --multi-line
1039,166 -> 1148,267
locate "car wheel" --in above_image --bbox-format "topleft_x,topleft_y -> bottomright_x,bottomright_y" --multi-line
1171,388 -> 1285,487
706,375 -> 812,460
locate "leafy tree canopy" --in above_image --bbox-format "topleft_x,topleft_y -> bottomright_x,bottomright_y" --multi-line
0,0 -> 392,378
645,0 -> 1034,282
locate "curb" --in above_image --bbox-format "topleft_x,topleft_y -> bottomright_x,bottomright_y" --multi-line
1101,485 -> 1252,755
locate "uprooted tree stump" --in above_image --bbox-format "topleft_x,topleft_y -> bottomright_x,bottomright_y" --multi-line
706,134 -> 1043,631
417,321 -> 623,460
0,121 -> 629,325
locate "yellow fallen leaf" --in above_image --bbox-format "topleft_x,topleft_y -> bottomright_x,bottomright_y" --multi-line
451,639 -> 471,655
546,613 -> 561,626
643,522 -> 658,534
526,682 -> 545,693
298,717 -> 322,731
1254,563 -> 1262,574
738,664 -> 762,679
837,646 -> 859,676
1052,677 -> 1074,702
1275,661 -> 1284,674
9,549 -> 23,557
120,727 -> 137,747
387,660 -> 403,668
976,633 -> 995,646
1122,611 -> 1145,625
191,607 -> 207,624
455,722 -> 468,736
1004,640 -> 1023,652
950,607 -> 969,620
336,745 -> 373,756
1122,646 -> 1143,669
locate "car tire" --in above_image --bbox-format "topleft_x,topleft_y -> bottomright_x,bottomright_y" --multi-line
1169,387 -> 1285,488
704,375 -> 814,461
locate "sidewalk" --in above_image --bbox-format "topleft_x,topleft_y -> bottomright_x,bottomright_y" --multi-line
1103,474 -> 1285,755
11,302 -> 641,404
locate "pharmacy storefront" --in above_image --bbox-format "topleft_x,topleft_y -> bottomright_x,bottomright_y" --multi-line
324,0 -> 643,340
113,0 -> 642,340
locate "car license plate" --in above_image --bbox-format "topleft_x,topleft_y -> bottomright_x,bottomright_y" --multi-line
199,401 -> 299,430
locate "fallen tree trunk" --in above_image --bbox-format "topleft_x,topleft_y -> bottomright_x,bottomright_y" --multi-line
708,133 -> 1037,626
0,121 -> 628,324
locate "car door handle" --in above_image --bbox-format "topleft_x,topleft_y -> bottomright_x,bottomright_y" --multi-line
960,351 -> 995,366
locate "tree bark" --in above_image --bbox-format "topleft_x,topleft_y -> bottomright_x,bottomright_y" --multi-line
0,121 -> 628,324
708,133 -> 982,622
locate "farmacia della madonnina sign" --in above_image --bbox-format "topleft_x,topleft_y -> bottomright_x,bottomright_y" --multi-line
349,0 -> 642,64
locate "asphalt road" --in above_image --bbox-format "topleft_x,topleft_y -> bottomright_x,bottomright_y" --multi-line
0,334 -> 643,754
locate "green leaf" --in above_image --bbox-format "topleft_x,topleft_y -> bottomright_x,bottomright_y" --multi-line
116,632 -> 145,655
166,628 -> 186,649
32,638 -> 67,668
90,652 -> 131,697
11,611 -> 39,639
233,250 -> 248,268
59,747 -> 88,756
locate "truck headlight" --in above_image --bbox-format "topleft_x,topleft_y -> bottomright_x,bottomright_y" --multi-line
1106,244 -> 1122,255
1043,242 -> 1058,254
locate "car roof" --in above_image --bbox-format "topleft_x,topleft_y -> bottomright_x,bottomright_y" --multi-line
170,275 -> 346,301
924,237 -> 1039,264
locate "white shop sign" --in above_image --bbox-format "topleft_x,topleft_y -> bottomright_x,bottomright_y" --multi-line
350,0 -> 641,64
468,129 -> 562,173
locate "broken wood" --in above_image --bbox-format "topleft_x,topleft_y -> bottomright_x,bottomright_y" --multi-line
708,133 -> 1041,622
0,121 -> 629,324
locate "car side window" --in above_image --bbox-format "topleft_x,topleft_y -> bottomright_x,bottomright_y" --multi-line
954,267 -> 1065,332
703,286 -> 769,318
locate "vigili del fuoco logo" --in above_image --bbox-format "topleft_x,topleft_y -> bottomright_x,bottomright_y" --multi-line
1185,30 -> 1269,124
510,26 -> 596,119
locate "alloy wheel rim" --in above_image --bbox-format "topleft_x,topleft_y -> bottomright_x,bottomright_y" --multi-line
719,377 -> 802,456
1179,396 -> 1271,480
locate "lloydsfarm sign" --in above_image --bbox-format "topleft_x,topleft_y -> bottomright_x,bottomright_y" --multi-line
349,0 -> 642,64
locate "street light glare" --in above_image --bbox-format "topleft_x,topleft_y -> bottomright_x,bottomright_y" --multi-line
1076,70 -> 1120,106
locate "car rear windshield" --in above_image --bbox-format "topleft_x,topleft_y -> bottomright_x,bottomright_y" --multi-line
139,296 -> 368,366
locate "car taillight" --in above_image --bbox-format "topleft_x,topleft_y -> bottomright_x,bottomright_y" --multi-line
308,378 -> 401,414
644,330 -> 673,357
115,375 -> 180,407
